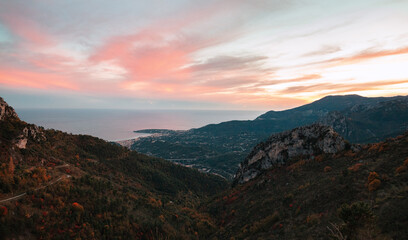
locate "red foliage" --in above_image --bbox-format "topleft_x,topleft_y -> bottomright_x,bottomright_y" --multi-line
395,165 -> 407,174
0,206 -> 8,216
368,179 -> 381,192
225,196 -> 238,204
348,163 -> 363,172
72,202 -> 84,212
368,172 -> 380,183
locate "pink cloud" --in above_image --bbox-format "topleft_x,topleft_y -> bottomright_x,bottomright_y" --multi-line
0,68 -> 79,91
0,13 -> 54,46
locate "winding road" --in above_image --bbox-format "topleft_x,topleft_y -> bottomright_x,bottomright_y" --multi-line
0,164 -> 71,203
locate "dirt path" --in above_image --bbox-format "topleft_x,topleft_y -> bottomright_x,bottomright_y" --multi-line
0,174 -> 71,203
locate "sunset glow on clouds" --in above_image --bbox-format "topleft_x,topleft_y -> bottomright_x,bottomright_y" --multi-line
0,0 -> 407,110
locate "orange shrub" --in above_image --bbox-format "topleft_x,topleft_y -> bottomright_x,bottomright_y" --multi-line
158,215 -> 165,222
368,172 -> 379,183
395,165 -> 407,174
344,150 -> 356,157
368,179 -> 381,192
324,166 -> 332,172
315,155 -> 324,162
404,158 -> 408,166
148,197 -> 162,208
368,143 -> 380,151
348,163 -> 363,172
72,202 -> 84,212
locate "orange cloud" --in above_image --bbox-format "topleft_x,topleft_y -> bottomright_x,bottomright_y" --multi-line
0,68 -> 79,91
278,79 -> 408,95
324,46 -> 408,67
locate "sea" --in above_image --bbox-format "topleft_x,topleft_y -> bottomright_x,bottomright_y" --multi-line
15,109 -> 263,141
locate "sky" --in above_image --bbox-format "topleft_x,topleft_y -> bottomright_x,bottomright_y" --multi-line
0,0 -> 407,110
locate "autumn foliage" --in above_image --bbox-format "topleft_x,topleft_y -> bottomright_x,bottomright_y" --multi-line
367,172 -> 381,192
0,206 -> 7,216
395,158 -> 408,174
72,202 -> 84,212
368,179 -> 381,192
367,172 -> 380,183
348,163 -> 363,172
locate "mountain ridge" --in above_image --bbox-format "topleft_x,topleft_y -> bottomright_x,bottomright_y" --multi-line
130,94 -> 408,179
234,124 -> 348,184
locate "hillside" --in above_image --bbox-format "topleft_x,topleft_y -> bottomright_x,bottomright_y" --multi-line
320,97 -> 408,143
255,95 -> 394,121
0,97 -> 228,240
209,125 -> 408,239
129,95 -> 408,179
1,96 -> 407,239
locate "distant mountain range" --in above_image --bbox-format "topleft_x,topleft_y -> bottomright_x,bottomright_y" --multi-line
129,95 -> 408,179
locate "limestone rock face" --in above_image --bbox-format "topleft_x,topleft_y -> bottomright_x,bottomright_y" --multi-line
0,97 -> 46,148
234,124 -> 347,184
0,97 -> 19,121
14,126 -> 47,149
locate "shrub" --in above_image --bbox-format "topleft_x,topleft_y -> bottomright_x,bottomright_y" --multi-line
395,165 -> 407,174
324,166 -> 332,172
348,163 -> 363,172
367,172 -> 379,183
306,213 -> 321,225
395,159 -> 408,174
338,202 -> 373,226
368,179 -> 381,192
249,211 -> 280,233
286,159 -> 307,171
72,202 -> 84,213
0,206 -> 7,216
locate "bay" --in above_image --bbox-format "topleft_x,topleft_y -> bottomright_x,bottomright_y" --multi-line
15,109 -> 263,141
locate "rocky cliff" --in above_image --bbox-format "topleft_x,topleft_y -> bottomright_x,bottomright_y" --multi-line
234,124 -> 347,184
0,97 -> 19,121
0,97 -> 46,149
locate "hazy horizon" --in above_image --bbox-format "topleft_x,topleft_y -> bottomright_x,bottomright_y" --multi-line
16,108 -> 263,141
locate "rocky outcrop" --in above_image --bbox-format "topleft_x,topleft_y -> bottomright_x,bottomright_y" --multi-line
0,97 -> 45,148
0,97 -> 19,121
234,124 -> 347,184
14,125 -> 47,149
